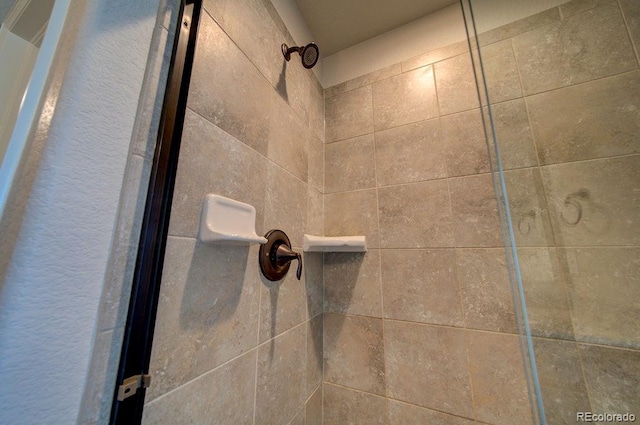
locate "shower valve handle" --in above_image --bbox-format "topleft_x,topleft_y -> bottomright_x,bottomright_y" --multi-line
275,244 -> 302,280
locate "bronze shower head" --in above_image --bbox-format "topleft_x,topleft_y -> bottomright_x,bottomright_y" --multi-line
281,42 -> 319,69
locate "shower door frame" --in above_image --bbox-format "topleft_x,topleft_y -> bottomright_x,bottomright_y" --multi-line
109,0 -> 202,423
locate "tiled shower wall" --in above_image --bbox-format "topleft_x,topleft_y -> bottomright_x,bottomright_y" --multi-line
322,29 -> 532,425
322,1 -> 640,424
141,1 -> 325,424
475,1 -> 640,424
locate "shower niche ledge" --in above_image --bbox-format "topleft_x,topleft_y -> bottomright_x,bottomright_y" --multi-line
303,234 -> 367,252
198,194 -> 267,245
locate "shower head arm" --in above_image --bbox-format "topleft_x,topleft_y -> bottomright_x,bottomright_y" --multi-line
281,43 -> 302,61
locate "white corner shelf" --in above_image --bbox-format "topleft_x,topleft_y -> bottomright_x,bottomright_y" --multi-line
303,234 -> 367,252
198,194 -> 267,245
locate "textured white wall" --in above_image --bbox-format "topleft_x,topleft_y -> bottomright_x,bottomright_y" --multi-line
0,0 -> 160,423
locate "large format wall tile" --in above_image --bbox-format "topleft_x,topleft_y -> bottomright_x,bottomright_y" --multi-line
441,109 -> 490,177
325,189 -> 380,248
512,2 -> 638,95
323,313 -> 386,395
324,250 -> 382,317
306,387 -> 322,425
378,180 -> 454,248
518,248 -> 575,340
384,321 -> 473,418
467,331 -> 533,425
490,99 -> 537,170
532,338 -> 591,425
480,39 -> 522,104
559,0 -> 616,19
527,71 -> 640,165
541,155 -> 640,246
579,344 -> 640,415
188,14 -> 272,155
142,350 -> 256,425
561,247 -> 640,349
304,252 -> 323,320
148,239 -> 260,400
268,96 -> 309,182
374,118 -> 446,186
323,383 -> 387,425
619,0 -> 640,52
264,163 -> 307,248
259,258 -> 307,343
325,135 -> 376,193
306,315 -> 323,397
503,168 -> 555,247
256,324 -> 306,425
449,174 -> 502,248
387,400 -> 475,424
169,110 -> 268,238
434,53 -> 479,115
381,249 -> 463,327
372,66 -> 438,131
325,86 -> 373,142
477,8 -> 560,46
457,248 -> 516,333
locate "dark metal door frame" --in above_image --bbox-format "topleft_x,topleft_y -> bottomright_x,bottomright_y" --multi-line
110,1 -> 202,423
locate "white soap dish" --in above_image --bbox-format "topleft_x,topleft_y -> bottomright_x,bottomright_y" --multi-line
198,194 -> 267,245
303,234 -> 367,252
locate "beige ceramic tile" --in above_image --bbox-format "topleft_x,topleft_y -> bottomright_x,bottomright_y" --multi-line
490,99 -> 537,170
264,163 -> 307,248
147,239 -> 260,400
503,168 -> 555,247
372,66 -> 439,131
619,0 -> 640,54
540,155 -> 640,246
324,250 -> 382,318
512,2 -> 638,95
306,315 -> 323,397
561,247 -> 640,349
402,40 -> 470,73
518,248 -> 575,340
449,174 -> 502,248
532,338 -> 591,425
387,399 -> 475,424
477,8 -> 561,46
559,0 -> 616,19
345,63 -> 402,92
323,313 -> 386,395
324,82 -> 348,99
324,189 -> 380,248
441,109 -> 490,177
467,331 -> 533,425
378,180 -> 454,248
306,188 -> 323,236
435,53 -> 480,115
256,323 -> 306,425
374,118 -> 447,186
527,70 -> 640,165
325,85 -> 374,143
220,0 -> 284,88
457,248 -> 517,333
288,408 -> 305,425
480,39 -> 522,104
381,249 -> 464,327
307,133 -> 323,192
579,344 -> 640,416
142,350 -> 256,425
322,383 -> 386,425
308,75 -> 325,142
259,258 -> 307,343
325,135 -> 376,193
304,252 -> 323,320
169,110 -> 268,239
306,386 -> 322,425
384,320 -> 473,417
187,15 -> 272,155
268,96 -> 309,182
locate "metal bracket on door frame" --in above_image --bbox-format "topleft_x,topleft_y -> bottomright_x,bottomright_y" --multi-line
117,374 -> 151,401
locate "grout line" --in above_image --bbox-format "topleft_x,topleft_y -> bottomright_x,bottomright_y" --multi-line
617,0 -> 640,66
523,67 -> 640,98
533,334 -> 640,353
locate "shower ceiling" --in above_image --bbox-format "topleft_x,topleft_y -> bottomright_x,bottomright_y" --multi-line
294,0 -> 458,56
